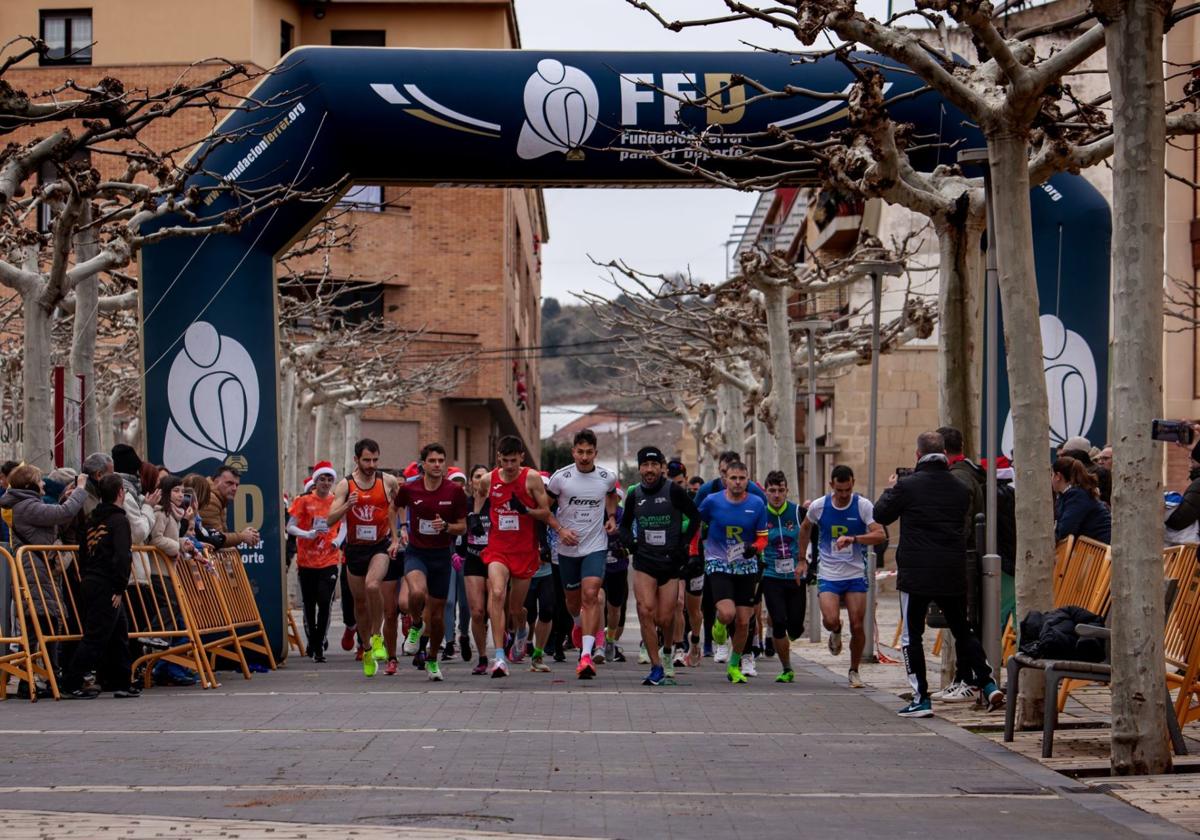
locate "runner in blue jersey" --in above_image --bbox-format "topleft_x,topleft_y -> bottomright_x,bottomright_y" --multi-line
760,470 -> 807,683
697,460 -> 768,685
797,464 -> 886,688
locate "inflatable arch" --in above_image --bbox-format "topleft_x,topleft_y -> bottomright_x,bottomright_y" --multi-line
141,48 -> 1109,655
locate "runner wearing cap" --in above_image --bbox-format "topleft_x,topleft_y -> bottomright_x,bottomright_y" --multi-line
286,461 -> 343,662
620,446 -> 701,686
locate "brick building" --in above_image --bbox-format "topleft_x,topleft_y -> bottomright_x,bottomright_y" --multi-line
0,0 -> 545,474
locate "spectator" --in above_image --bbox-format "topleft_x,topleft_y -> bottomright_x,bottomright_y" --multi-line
688,475 -> 704,497
139,461 -> 160,496
201,465 -> 259,547
44,467 -> 78,505
147,473 -> 199,686
873,431 -> 1003,717
61,473 -> 139,699
182,473 -> 228,550
111,444 -> 158,545
62,452 -> 116,546
938,426 -> 984,550
1095,446 -> 1113,471
1058,435 -> 1092,458
1165,438 -> 1200,539
0,458 -> 20,544
1052,456 -> 1111,544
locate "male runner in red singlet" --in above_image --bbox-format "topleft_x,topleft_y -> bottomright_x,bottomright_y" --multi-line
482,435 -> 556,678
328,438 -> 402,678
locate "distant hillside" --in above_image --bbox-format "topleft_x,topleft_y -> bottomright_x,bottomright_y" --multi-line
540,298 -> 634,403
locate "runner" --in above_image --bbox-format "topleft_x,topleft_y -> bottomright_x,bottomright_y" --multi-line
327,439 -> 402,678
482,435 -> 555,678
462,465 -> 493,675
286,461 -> 344,662
796,464 -> 886,688
698,460 -> 768,685
667,460 -> 704,668
393,443 -> 469,681
546,429 -> 619,680
603,488 -> 630,663
620,446 -> 700,686
521,529 -> 557,672
759,470 -> 807,683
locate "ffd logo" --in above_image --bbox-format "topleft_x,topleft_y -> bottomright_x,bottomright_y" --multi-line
517,59 -> 599,160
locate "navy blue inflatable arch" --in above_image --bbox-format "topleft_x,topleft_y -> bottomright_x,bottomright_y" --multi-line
140,48 -> 1109,656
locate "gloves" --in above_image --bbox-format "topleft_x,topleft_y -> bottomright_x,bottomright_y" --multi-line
451,553 -> 465,573
508,495 -> 528,515
467,512 -> 486,537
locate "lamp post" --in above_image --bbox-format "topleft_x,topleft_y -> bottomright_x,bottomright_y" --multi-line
796,319 -> 831,642
847,258 -> 904,662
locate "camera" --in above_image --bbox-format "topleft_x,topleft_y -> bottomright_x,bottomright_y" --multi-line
1152,419 -> 1195,445
895,467 -> 914,478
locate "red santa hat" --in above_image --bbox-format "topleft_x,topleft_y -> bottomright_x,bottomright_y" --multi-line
303,475 -> 314,492
311,460 -> 337,482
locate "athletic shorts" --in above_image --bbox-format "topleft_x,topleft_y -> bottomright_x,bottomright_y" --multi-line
482,548 -> 541,580
525,573 -> 556,624
818,577 -> 868,596
709,571 -> 759,608
558,549 -> 607,590
344,540 -> 392,577
604,567 -> 628,607
404,546 -> 452,600
463,548 -> 487,578
762,576 -> 806,640
678,556 -> 705,596
632,556 -> 680,588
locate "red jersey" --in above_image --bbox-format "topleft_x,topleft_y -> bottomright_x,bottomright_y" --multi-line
345,474 -> 390,546
394,477 -> 468,550
483,467 -> 538,558
288,493 -> 342,569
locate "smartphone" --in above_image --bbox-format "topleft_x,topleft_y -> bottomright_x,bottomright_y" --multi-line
895,467 -> 914,478
1152,420 -> 1195,445
182,492 -> 194,507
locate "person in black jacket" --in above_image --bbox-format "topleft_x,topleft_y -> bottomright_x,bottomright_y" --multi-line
1165,437 -> 1200,536
1052,457 -> 1111,544
874,432 -> 1003,718
61,474 -> 138,700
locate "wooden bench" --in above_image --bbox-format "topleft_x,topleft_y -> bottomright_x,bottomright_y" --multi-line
1164,543 -> 1200,728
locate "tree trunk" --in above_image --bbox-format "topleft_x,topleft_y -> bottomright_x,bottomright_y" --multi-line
1103,0 -> 1172,775
98,392 -> 117,453
936,215 -> 985,456
717,383 -> 746,456
22,294 -> 53,470
752,416 -> 775,482
343,408 -> 361,475
761,280 -> 800,498
987,129 -> 1057,728
329,402 -> 348,477
69,203 -> 101,464
313,401 -> 332,464
295,392 -> 315,481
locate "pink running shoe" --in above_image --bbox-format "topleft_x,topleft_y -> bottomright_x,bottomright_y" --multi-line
576,653 -> 596,680
490,658 -> 509,679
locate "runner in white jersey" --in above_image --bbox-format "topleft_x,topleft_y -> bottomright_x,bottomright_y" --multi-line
546,429 -> 620,679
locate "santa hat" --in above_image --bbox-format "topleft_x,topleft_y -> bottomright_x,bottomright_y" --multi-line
303,475 -> 314,493
403,461 -> 421,479
447,466 -> 466,482
312,460 -> 337,482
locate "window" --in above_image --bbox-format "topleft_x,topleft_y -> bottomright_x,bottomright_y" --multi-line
330,30 -> 385,47
336,184 -> 383,213
280,20 -> 294,58
40,9 -> 92,65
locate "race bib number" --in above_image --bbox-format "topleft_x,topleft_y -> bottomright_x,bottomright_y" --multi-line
355,524 -> 377,542
727,541 -> 745,563
498,514 -> 520,532
645,529 -> 666,546
573,507 -> 599,524
418,518 -> 438,536
775,555 -> 795,575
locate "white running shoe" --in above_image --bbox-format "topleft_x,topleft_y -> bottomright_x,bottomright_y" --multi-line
741,653 -> 757,677
939,682 -> 979,704
714,643 -> 730,664
592,645 -> 605,665
931,680 -> 963,701
848,669 -> 864,689
637,643 -> 650,665
672,647 -> 687,668
604,640 -> 616,661
827,630 -> 842,656
663,656 -> 676,679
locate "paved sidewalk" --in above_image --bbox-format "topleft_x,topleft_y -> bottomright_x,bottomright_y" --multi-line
0,631 -> 1185,839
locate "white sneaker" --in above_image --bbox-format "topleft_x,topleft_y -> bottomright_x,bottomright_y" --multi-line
663,656 -> 676,679
604,640 -> 616,661
939,682 -> 979,704
672,647 -> 687,668
827,630 -> 842,656
848,669 -> 864,688
931,680 -> 963,701
637,643 -> 650,665
741,653 -> 757,677
592,645 -> 606,665
714,643 -> 729,664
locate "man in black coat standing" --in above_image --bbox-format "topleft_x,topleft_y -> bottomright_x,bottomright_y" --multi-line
874,431 -> 1003,717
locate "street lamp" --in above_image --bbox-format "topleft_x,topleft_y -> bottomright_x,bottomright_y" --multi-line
847,258 -> 904,663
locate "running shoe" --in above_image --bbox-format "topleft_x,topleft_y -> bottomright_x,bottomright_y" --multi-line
577,653 -> 596,679
472,657 -> 489,676
686,642 -> 702,667
711,621 -> 728,646
592,644 -> 605,665
65,687 -> 101,699
511,628 -> 529,663
898,698 -> 933,718
612,645 -> 626,663
341,625 -> 357,651
637,643 -> 650,665
983,682 -> 1005,712
112,686 -> 142,699
530,654 -> 551,672
604,640 -> 616,661
848,669 -> 864,689
384,657 -> 398,676
662,656 -> 675,679
741,653 -> 758,677
403,626 -> 421,655
459,633 -> 472,662
714,643 -> 730,664
490,658 -> 509,679
571,623 -> 583,651
726,663 -> 748,684
426,660 -> 444,681
764,637 -> 776,658
776,669 -> 795,684
642,664 -> 665,686
370,633 -> 387,662
827,630 -> 842,657
363,652 -> 378,677
355,644 -> 365,662
313,652 -> 326,663
672,647 -> 687,669
930,680 -> 963,701
552,648 -> 566,663
441,641 -> 456,661
412,650 -> 427,670
939,682 -> 979,704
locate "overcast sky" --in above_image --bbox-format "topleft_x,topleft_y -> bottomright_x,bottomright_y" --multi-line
512,0 -> 899,303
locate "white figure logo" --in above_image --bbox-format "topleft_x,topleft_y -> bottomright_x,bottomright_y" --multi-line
162,322 -> 260,472
517,59 -> 599,161
1002,314 -> 1098,457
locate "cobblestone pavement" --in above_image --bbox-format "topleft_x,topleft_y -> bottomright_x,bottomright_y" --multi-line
0,609 -> 1187,838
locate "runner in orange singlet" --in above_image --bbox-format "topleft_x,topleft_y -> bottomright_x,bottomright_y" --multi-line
482,435 -> 557,678
328,438 -> 401,677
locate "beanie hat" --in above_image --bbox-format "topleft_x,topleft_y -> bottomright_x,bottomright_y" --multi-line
1060,436 -> 1091,454
111,443 -> 142,476
311,460 -> 337,482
